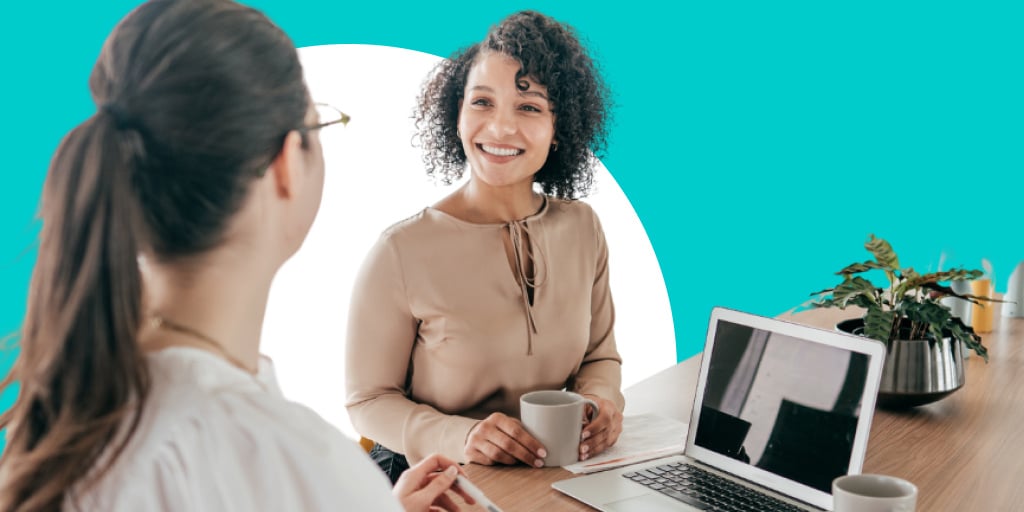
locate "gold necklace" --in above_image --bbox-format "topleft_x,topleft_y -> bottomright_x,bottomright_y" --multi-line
150,315 -> 255,374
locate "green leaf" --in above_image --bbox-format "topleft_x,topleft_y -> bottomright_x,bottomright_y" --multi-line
900,301 -> 989,361
900,300 -> 951,328
848,295 -> 877,310
830,277 -> 881,309
920,282 -> 989,305
810,287 -> 837,297
921,282 -> 959,297
901,270 -> 984,291
836,261 -> 890,276
863,307 -> 896,344
865,234 -> 899,270
939,269 -> 984,281
900,268 -> 920,281
950,322 -> 989,362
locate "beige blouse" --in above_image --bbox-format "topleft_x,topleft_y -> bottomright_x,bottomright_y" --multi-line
345,197 -> 624,464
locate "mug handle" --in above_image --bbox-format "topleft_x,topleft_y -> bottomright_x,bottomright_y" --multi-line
583,398 -> 600,423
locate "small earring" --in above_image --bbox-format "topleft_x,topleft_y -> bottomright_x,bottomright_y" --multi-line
551,141 -> 559,152
456,128 -> 462,139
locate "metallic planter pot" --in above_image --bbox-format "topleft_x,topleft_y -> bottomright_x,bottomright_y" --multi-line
837,318 -> 965,408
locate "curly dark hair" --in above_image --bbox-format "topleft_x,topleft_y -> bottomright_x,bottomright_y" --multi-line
415,10 -> 612,200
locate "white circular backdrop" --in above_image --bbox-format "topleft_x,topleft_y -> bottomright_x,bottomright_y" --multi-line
261,44 -> 674,439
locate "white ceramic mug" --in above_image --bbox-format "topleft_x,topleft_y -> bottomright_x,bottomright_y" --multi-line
941,280 -> 974,327
1003,261 -> 1024,318
519,390 -> 599,467
833,474 -> 917,512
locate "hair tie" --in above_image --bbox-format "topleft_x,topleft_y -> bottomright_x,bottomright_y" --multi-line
100,102 -> 134,130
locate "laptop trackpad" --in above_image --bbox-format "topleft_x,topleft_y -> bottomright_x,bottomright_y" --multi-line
606,493 -> 701,512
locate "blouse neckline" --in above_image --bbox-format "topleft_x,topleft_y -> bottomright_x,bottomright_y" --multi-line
424,195 -> 550,228
147,346 -> 277,392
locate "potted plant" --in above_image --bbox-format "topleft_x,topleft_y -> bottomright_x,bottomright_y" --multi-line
811,235 -> 993,408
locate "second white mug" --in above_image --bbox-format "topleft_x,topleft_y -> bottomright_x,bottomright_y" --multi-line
833,474 -> 917,512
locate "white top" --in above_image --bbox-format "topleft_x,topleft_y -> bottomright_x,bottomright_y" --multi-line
70,347 -> 401,512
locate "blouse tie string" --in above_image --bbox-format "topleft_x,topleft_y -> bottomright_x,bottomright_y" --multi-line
507,218 -> 548,355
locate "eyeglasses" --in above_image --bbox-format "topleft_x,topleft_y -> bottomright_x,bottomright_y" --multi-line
305,102 -> 351,131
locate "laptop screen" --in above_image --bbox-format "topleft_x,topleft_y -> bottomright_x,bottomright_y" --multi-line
693,318 -> 871,493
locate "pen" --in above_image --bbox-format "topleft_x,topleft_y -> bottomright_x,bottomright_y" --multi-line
455,474 -> 505,512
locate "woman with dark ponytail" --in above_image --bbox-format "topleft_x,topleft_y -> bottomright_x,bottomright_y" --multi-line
0,1 -> 471,511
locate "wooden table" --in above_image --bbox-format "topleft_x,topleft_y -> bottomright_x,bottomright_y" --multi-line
461,306 -> 1024,511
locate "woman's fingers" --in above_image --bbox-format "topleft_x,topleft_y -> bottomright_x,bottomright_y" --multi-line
394,462 -> 461,512
465,399 -> 622,465
478,439 -> 519,465
465,413 -> 547,466
432,489 -> 462,512
579,395 -> 623,459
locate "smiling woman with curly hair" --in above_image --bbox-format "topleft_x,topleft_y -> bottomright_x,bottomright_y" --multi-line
346,10 -> 625,482
416,11 -> 612,199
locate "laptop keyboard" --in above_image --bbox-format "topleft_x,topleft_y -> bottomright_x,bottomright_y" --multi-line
622,462 -> 807,511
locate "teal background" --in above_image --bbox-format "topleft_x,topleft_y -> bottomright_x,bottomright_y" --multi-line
1,1 -> 1021,445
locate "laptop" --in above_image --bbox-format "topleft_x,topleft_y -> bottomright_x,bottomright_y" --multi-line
553,307 -> 886,511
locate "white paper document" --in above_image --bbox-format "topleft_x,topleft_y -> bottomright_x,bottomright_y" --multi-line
563,413 -> 688,474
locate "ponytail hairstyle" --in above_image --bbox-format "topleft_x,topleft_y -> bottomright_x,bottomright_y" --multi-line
0,1 -> 309,510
